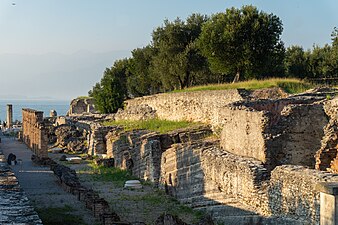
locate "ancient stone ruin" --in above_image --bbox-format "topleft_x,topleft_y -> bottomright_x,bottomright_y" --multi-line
22,108 -> 49,158
19,87 -> 338,224
67,97 -> 96,116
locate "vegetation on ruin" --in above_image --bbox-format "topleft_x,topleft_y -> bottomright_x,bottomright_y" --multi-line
78,162 -> 137,187
76,162 -> 204,224
111,189 -> 204,224
36,205 -> 88,225
103,119 -> 202,134
172,78 -> 314,94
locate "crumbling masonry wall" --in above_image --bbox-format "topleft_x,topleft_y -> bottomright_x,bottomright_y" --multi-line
22,108 -> 48,158
68,97 -> 96,115
160,142 -> 338,224
160,142 -> 270,211
315,97 -> 338,171
69,88 -> 338,224
105,126 -> 212,184
220,99 -> 328,170
118,89 -> 244,127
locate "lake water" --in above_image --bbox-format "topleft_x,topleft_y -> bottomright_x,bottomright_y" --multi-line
0,100 -> 70,122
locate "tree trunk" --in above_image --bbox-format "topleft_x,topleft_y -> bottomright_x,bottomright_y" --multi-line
232,70 -> 240,83
177,76 -> 184,90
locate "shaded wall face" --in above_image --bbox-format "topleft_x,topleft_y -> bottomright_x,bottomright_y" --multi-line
160,142 -> 269,209
107,130 -> 162,183
270,104 -> 328,168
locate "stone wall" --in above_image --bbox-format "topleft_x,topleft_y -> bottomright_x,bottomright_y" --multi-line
268,165 -> 338,225
105,126 -> 212,184
160,142 -> 270,212
220,98 -> 328,170
68,97 -> 96,116
315,97 -> 338,171
22,108 -> 48,158
119,90 -> 244,128
160,142 -> 338,224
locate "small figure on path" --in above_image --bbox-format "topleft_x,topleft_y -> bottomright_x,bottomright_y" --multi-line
7,153 -> 17,165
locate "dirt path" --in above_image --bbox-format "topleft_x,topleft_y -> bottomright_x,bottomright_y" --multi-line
0,135 -> 98,225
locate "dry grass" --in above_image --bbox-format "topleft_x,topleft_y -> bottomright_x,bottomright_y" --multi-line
172,78 -> 314,94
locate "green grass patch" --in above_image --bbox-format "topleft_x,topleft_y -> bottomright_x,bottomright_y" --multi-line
36,205 -> 86,225
79,162 -> 137,187
115,189 -> 204,223
172,78 -> 314,94
102,118 -> 202,134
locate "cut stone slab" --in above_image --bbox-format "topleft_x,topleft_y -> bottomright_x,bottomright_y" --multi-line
66,157 -> 82,164
124,180 -> 142,189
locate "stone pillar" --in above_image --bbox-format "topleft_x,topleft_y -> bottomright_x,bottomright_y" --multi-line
50,109 -> 57,117
6,104 -> 12,128
316,182 -> 338,225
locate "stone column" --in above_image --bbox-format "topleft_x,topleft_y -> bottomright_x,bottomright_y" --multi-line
316,182 -> 338,225
6,104 -> 13,128
50,109 -> 57,117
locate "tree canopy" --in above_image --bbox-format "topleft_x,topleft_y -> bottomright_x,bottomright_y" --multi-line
89,59 -> 129,113
151,13 -> 212,90
198,5 -> 284,82
89,6 -> 338,113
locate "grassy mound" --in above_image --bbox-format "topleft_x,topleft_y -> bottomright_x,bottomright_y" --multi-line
103,119 -> 202,134
173,78 -> 313,94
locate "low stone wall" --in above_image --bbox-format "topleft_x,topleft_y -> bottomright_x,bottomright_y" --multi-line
268,165 -> 338,225
160,142 -> 270,213
47,161 -> 121,225
105,126 -> 212,184
119,89 -> 244,127
0,152 -> 42,225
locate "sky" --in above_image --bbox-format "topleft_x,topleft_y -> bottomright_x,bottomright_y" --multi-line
0,0 -> 337,100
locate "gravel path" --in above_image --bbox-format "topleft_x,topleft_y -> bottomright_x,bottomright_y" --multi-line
0,135 -> 98,225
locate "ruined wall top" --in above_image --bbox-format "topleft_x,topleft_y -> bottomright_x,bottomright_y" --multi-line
67,97 -> 96,116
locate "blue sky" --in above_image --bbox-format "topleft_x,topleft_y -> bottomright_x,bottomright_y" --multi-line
0,0 -> 337,100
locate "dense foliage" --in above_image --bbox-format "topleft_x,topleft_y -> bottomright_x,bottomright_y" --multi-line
198,5 -> 285,82
89,5 -> 338,113
88,60 -> 128,113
